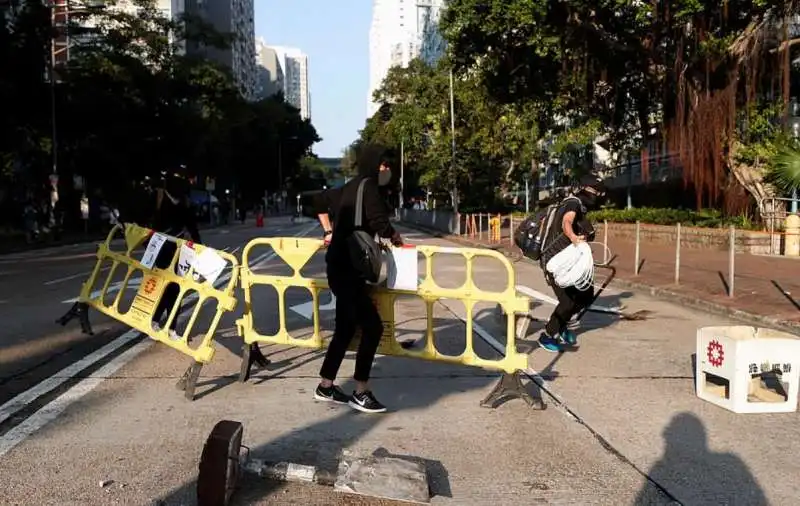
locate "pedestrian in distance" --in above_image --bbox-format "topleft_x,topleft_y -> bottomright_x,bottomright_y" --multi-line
537,178 -> 607,352
149,175 -> 202,339
313,143 -> 403,413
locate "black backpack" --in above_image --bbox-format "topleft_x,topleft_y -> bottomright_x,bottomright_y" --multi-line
514,196 -> 580,261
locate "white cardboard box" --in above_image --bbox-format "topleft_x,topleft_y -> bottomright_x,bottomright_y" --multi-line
696,326 -> 800,414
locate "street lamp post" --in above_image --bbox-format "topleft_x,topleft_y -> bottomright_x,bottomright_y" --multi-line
449,68 -> 458,219
792,121 -> 799,213
400,139 -> 404,211
524,175 -> 530,214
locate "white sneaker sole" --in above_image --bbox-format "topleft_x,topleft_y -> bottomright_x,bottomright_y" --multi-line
348,400 -> 387,413
313,391 -> 349,405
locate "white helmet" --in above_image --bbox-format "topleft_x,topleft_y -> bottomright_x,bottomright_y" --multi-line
545,242 -> 595,291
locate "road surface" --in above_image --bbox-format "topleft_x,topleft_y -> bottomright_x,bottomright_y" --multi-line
0,218 -> 798,505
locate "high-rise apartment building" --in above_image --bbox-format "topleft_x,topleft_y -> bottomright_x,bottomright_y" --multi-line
267,45 -> 311,120
185,0 -> 257,101
39,0 -> 187,67
367,0 -> 446,118
255,37 -> 284,99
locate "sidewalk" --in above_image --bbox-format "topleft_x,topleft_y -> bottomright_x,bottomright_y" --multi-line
420,222 -> 800,332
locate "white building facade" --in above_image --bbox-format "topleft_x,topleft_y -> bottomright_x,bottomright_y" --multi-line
367,0 -> 446,118
268,45 -> 311,120
255,37 -> 284,99
185,0 -> 258,101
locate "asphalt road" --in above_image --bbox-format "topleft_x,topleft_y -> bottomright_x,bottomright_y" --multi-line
0,219 -> 798,505
0,218 -> 314,407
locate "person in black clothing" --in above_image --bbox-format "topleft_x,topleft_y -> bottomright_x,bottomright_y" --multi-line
313,144 -> 402,413
538,180 -> 605,353
150,177 -> 202,338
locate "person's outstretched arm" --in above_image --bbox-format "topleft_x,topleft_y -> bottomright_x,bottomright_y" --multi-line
314,188 -> 341,242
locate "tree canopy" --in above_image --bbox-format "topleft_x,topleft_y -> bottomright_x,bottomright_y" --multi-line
1,0 -> 319,230
355,0 -> 800,218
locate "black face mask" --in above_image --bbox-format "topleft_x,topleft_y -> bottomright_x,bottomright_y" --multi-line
577,190 -> 602,211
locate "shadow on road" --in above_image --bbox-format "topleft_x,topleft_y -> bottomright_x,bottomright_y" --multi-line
155,335 -> 543,505
634,412 -> 767,505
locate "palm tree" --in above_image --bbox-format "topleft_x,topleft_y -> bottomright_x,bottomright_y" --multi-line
766,143 -> 800,195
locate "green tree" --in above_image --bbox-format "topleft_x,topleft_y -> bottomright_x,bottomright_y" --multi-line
440,0 -> 800,217
0,0 -> 320,230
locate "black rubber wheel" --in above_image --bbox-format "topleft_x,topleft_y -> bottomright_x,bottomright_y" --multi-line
197,420 -> 244,506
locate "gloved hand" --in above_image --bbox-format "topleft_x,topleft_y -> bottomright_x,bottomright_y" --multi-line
390,231 -> 403,246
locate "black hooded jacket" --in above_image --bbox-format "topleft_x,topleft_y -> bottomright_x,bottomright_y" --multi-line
152,178 -> 201,243
314,144 -> 396,273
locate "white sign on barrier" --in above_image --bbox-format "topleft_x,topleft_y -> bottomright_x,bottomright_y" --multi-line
141,233 -> 168,269
177,244 -> 197,278
193,248 -> 226,284
387,246 -> 418,291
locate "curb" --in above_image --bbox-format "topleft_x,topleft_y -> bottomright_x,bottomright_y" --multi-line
398,222 -> 800,334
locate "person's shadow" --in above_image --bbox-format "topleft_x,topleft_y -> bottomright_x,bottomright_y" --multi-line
635,412 -> 768,505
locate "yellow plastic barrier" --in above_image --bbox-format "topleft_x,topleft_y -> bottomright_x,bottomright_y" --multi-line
489,215 -> 501,242
76,223 -> 239,365
236,238 -> 530,377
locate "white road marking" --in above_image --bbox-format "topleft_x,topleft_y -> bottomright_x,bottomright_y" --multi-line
0,222 -> 320,454
0,331 -> 141,427
290,294 -> 336,320
515,284 -> 623,313
61,277 -> 142,304
47,266 -> 112,287
0,339 -> 152,457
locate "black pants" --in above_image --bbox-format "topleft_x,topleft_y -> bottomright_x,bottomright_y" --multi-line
319,269 -> 384,383
152,240 -> 180,330
545,281 -> 595,336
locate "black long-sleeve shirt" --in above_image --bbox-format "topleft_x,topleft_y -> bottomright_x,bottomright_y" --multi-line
315,176 -> 396,273
153,195 -> 202,243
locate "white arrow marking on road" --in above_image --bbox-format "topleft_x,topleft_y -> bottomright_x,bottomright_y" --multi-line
61,277 -> 142,304
290,294 -> 336,320
515,284 -> 624,314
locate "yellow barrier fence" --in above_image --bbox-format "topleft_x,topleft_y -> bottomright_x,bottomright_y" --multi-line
58,223 -> 239,399
489,215 -> 502,242
237,238 -> 537,408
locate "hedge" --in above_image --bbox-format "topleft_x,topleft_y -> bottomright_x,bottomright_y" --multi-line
585,207 -> 757,229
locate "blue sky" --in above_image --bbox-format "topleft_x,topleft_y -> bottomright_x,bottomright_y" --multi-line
255,0 -> 371,158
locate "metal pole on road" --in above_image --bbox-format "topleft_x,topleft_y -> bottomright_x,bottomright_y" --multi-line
634,221 -> 641,276
525,177 -> 529,214
675,223 -> 681,285
400,140 -> 404,211
449,68 -> 458,217
278,142 -> 283,211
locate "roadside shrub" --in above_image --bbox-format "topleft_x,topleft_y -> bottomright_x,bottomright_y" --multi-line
586,207 -> 757,229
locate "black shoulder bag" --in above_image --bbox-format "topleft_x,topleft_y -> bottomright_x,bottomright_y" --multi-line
347,178 -> 383,283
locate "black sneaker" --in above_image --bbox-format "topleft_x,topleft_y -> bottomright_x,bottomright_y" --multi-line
314,384 -> 350,405
348,390 -> 387,413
